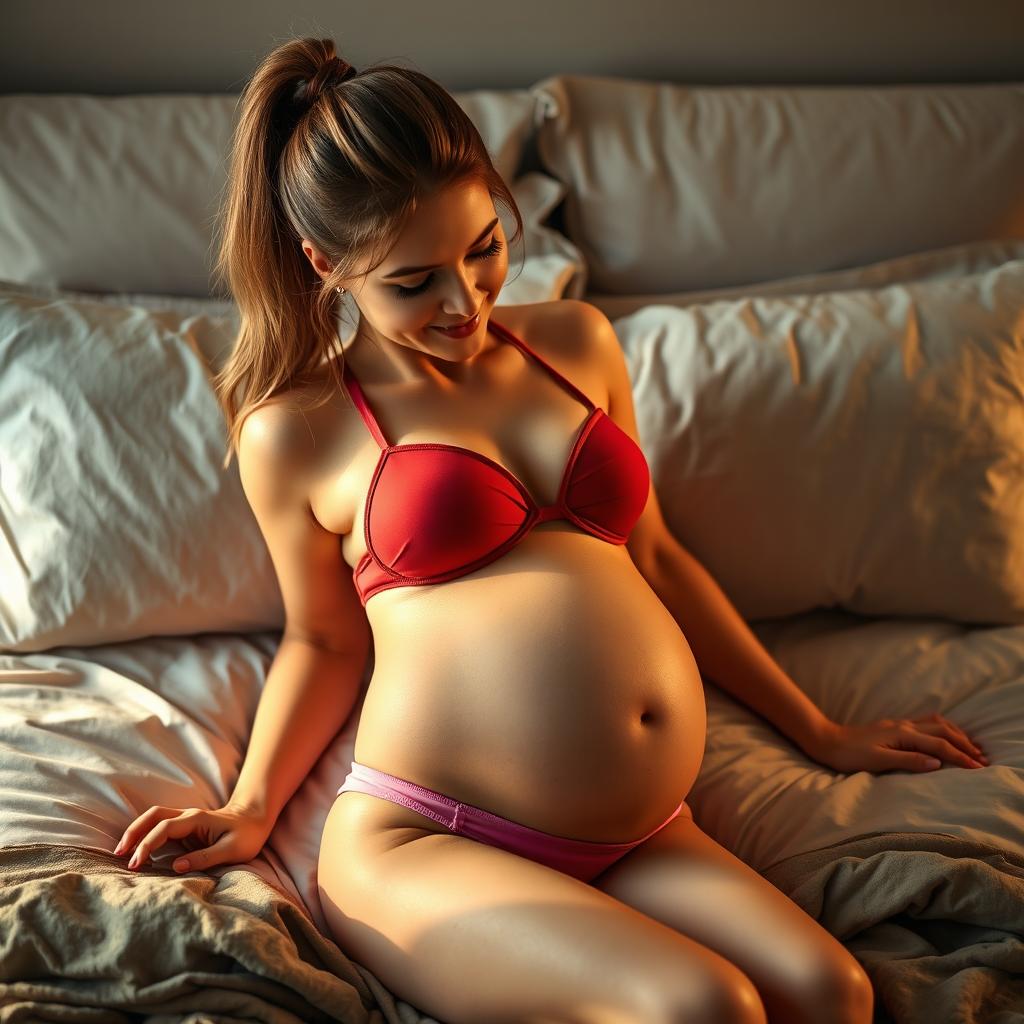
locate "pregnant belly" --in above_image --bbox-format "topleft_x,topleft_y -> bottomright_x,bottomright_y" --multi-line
352,537 -> 708,843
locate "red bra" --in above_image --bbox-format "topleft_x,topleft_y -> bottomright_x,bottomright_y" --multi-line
342,317 -> 650,606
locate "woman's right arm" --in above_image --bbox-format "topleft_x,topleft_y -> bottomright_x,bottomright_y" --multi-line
227,632 -> 368,829
227,401 -> 372,829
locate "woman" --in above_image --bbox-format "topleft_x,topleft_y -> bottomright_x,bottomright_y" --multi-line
115,36 -> 986,1024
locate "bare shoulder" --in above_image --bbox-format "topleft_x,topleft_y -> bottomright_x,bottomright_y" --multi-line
239,393 -> 314,458
494,299 -> 612,410
236,391 -> 319,503
495,298 -> 608,365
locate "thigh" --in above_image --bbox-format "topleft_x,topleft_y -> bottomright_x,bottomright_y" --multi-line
319,791 -> 768,1024
591,807 -> 873,1024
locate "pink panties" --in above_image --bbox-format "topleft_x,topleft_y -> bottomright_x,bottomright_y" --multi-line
336,760 -> 688,883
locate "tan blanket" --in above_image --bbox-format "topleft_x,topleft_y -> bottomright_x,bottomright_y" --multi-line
7,833 -> 1021,1023
0,844 -> 441,1023
762,831 -> 1024,1024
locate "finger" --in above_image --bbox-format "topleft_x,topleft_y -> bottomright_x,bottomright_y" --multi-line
114,810 -> 151,854
946,726 -> 986,761
127,828 -> 160,869
905,753 -> 942,774
890,751 -> 944,772
949,723 -> 987,760
913,733 -> 983,770
913,724 -> 983,765
172,830 -> 237,874
115,807 -> 180,857
127,812 -> 200,869
173,831 -> 227,872
920,715 -> 986,759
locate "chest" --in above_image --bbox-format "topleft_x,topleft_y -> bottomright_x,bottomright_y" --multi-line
310,313 -> 609,543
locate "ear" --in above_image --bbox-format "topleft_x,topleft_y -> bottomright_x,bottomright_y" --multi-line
301,239 -> 333,278
572,301 -> 678,575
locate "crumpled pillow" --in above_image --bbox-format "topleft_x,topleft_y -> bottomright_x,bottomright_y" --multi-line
619,257 -> 1024,625
0,287 -> 282,652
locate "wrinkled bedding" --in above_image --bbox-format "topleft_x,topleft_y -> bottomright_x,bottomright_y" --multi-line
2,605 -> 1023,1020
0,842 -> 439,1023
763,831 -> 1024,1024
2,832 -> 1020,1024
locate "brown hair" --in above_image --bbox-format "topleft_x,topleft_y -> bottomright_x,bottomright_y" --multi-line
210,36 -> 525,469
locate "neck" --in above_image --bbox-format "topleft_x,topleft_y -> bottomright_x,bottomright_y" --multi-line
344,318 -> 503,388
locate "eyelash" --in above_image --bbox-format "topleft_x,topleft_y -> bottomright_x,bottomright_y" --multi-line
393,237 -> 504,299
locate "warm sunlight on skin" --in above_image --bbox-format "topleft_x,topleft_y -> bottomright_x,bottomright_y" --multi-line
301,180 -> 510,380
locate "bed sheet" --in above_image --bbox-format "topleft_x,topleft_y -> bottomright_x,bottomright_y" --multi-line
2,605 -> 1021,938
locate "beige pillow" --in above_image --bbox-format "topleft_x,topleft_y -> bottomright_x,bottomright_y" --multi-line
0,288 -> 282,652
618,258 -> 1024,625
534,74 -> 1024,295
586,239 -> 1024,320
0,89 -> 539,297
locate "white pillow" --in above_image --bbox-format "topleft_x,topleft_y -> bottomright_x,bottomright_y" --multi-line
618,258 -> 1024,625
503,172 -> 587,303
533,74 -> 1024,295
0,288 -> 283,652
0,89 -> 539,297
586,239 -> 1024,320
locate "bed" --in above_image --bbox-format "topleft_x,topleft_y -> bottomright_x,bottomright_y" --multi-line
1,72 -> 1023,1024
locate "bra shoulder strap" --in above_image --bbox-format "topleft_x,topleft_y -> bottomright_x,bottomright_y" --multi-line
489,317 -> 595,411
341,359 -> 389,449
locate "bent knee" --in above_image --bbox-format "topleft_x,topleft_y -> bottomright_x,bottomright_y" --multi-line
795,948 -> 874,1022
826,956 -> 874,1017
646,956 -> 767,1024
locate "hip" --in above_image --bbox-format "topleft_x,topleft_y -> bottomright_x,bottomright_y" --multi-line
335,759 -> 694,883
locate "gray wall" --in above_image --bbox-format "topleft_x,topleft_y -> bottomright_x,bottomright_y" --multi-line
3,0 -> 1023,95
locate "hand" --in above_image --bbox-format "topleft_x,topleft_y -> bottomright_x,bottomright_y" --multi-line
806,713 -> 990,774
113,801 -> 274,873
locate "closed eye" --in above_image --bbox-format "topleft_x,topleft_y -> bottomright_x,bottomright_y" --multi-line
393,238 -> 504,300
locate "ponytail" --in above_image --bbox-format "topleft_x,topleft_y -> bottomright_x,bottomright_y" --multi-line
209,36 -> 524,470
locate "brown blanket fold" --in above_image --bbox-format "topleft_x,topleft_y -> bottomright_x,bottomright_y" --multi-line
0,844 -> 442,1023
9,833 -> 1021,1024
762,830 -> 1024,1024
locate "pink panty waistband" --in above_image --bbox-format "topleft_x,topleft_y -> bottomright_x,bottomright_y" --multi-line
336,760 -> 688,883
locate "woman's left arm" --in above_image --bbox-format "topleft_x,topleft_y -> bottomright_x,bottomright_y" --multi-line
643,539 -> 988,774
581,299 -> 989,776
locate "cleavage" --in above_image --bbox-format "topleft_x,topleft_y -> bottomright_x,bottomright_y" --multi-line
383,379 -> 588,509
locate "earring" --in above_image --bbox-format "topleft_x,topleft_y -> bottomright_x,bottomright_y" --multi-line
336,286 -> 345,294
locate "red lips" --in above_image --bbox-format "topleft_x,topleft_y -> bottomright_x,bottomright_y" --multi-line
431,312 -> 480,337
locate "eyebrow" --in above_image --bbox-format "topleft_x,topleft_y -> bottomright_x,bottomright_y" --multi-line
381,217 -> 500,280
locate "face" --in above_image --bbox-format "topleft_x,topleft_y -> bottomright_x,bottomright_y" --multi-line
302,179 -> 509,365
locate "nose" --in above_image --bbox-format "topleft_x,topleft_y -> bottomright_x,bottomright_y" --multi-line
438,264 -> 487,315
